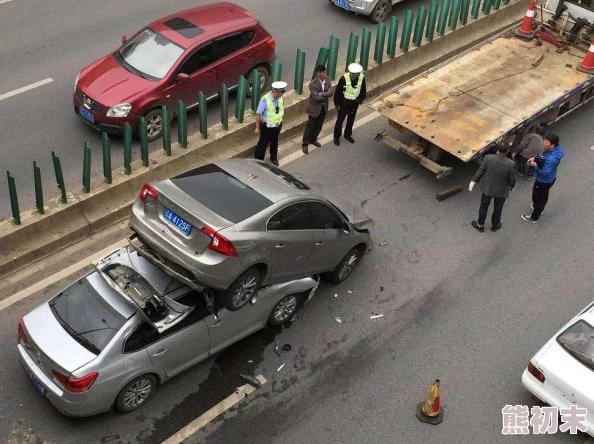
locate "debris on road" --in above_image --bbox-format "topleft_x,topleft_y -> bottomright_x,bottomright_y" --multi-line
378,239 -> 394,247
399,173 -> 412,181
290,315 -> 299,322
335,316 -> 343,323
248,360 -> 253,363
282,344 -> 292,352
277,363 -> 285,372
436,185 -> 463,201
334,293 -> 338,298
370,314 -> 385,320
347,290 -> 352,294
374,129 -> 388,141
239,372 -> 262,388
274,341 -> 282,357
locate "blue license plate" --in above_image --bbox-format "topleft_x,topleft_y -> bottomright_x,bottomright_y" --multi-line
334,0 -> 350,10
79,106 -> 95,123
164,208 -> 192,235
26,369 -> 46,396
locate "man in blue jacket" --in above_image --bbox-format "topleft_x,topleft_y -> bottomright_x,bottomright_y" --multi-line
521,134 -> 564,224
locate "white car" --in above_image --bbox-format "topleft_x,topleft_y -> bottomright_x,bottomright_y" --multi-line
522,300 -> 594,436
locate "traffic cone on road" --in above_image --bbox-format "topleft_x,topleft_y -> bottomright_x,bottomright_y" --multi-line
416,379 -> 443,425
514,0 -> 537,41
577,40 -> 594,75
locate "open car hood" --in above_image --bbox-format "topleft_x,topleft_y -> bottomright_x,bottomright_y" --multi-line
94,247 -> 193,333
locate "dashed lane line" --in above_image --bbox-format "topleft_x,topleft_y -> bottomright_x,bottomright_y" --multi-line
0,78 -> 54,102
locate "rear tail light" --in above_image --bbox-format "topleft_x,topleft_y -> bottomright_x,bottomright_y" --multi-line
266,38 -> 276,50
528,362 -> 545,383
53,370 -> 99,392
201,226 -> 238,257
139,184 -> 158,203
18,317 -> 28,344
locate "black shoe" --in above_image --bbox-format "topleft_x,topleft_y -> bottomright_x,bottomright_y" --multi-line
491,223 -> 503,232
312,140 -> 321,148
334,138 -> 340,146
345,136 -> 355,143
471,221 -> 484,232
521,214 -> 538,224
271,159 -> 279,167
302,144 -> 308,154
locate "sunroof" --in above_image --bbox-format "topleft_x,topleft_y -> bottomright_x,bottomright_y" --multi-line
163,17 -> 204,39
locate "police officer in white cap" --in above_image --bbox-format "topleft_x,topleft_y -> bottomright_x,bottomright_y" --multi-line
254,81 -> 287,166
333,63 -> 366,146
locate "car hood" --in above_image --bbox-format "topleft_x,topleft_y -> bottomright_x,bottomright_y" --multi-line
78,54 -> 154,105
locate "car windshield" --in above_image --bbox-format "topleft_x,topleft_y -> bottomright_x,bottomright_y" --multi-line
557,320 -> 594,370
118,28 -> 184,80
48,278 -> 127,355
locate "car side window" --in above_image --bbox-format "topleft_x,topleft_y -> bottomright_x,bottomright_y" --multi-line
178,43 -> 214,75
310,202 -> 342,230
267,203 -> 312,231
213,31 -> 255,59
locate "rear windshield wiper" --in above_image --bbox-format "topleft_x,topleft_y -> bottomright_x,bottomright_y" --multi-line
48,300 -> 101,355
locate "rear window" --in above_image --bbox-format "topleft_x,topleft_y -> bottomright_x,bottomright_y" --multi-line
557,320 -> 594,370
172,164 -> 273,223
255,161 -> 310,190
48,278 -> 127,355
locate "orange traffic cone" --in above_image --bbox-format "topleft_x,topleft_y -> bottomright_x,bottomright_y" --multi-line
514,0 -> 537,41
416,379 -> 443,425
577,40 -> 594,75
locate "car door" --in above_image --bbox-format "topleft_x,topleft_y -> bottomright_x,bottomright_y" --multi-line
266,202 -> 314,281
164,43 -> 219,110
206,302 -> 266,355
212,31 -> 256,89
308,201 -> 350,272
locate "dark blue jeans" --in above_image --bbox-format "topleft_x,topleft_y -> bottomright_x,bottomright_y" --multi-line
478,194 -> 506,227
516,155 -> 534,177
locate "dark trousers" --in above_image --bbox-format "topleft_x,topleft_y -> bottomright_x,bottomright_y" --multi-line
254,124 -> 282,162
478,193 -> 506,227
333,107 -> 357,140
531,179 -> 555,220
302,107 -> 326,145
516,155 -> 534,177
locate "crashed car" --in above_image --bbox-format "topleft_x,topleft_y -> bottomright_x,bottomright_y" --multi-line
17,246 -> 318,417
129,159 -> 373,311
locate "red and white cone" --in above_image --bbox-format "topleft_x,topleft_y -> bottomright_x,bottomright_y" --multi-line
416,379 -> 443,425
577,40 -> 594,75
514,0 -> 537,41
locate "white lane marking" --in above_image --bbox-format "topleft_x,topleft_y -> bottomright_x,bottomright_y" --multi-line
0,238 -> 128,312
0,78 -> 54,102
161,375 -> 267,444
590,145 -> 594,151
280,111 -> 381,166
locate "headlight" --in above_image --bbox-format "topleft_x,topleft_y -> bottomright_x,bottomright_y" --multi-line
74,72 -> 80,94
107,103 -> 132,117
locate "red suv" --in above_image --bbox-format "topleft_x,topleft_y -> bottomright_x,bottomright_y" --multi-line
74,2 -> 276,140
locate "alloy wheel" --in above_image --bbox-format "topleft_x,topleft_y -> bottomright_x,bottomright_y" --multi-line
123,378 -> 153,408
339,253 -> 359,281
273,295 -> 298,323
146,115 -> 163,138
231,276 -> 258,308
375,4 -> 388,21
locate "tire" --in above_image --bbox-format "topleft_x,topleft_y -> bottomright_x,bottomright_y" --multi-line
370,0 -> 391,23
246,65 -> 270,98
115,374 -> 157,413
141,108 -> 165,142
268,293 -> 300,326
328,247 -> 363,284
219,268 -> 262,311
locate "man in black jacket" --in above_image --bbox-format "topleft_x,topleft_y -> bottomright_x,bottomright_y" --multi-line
333,63 -> 366,146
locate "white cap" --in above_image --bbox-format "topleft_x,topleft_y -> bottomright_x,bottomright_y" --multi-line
348,63 -> 363,74
271,81 -> 288,91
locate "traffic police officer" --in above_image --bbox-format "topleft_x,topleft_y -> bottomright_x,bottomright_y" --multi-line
255,81 -> 287,166
333,63 -> 366,146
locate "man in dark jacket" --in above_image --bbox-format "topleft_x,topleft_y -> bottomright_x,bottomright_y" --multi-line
333,63 -> 366,146
302,65 -> 334,154
469,144 -> 517,232
513,126 -> 544,180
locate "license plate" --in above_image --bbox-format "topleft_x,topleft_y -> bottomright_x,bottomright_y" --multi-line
79,106 -> 95,123
26,369 -> 46,396
164,208 -> 192,235
334,0 -> 350,10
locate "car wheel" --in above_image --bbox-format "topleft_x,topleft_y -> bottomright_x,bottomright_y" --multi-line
329,247 -> 363,284
370,0 -> 391,23
268,293 -> 300,326
115,374 -> 157,413
246,66 -> 270,98
142,109 -> 165,142
220,268 -> 262,311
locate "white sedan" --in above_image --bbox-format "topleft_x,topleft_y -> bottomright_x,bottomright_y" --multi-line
522,300 -> 594,436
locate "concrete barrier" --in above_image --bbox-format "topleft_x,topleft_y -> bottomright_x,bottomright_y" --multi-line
0,0 -> 528,279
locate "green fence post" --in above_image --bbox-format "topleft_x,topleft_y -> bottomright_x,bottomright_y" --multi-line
448,0 -> 461,30
294,49 -> 306,94
502,0 -> 510,5
82,142 -> 91,193
346,32 -> 359,69
102,132 -> 112,184
161,107 -> 171,156
387,17 -> 399,58
437,0 -> 451,36
471,0 -> 481,18
123,122 -> 132,171
374,22 -> 387,64
177,100 -> 187,148
400,10 -> 414,52
235,75 -> 248,123
271,59 -> 282,83
459,0 -> 471,25
413,5 -> 428,47
198,91 -> 207,139
360,27 -> 372,70
139,117 -> 149,167
482,0 -> 493,15
327,35 -> 339,80
7,171 -> 20,225
33,161 -> 44,215
492,0 -> 502,10
251,71 -> 261,112
220,83 -> 229,130
313,47 -> 329,79
52,151 -> 67,203
426,0 -> 439,41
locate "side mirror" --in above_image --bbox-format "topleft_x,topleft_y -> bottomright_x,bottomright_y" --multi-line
175,73 -> 190,83
121,35 -> 128,45
341,222 -> 350,235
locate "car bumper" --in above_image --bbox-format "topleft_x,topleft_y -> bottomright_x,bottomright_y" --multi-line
73,98 -> 137,135
331,0 -> 376,15
18,344 -> 111,417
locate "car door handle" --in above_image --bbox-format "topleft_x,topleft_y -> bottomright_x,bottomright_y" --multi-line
152,349 -> 168,357
315,242 -> 324,246
275,244 -> 285,249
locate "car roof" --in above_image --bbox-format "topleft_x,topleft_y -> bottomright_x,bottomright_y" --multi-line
150,2 -> 258,49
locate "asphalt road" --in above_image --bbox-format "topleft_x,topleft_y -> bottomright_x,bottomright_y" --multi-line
0,0 -> 435,219
1,97 -> 592,444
